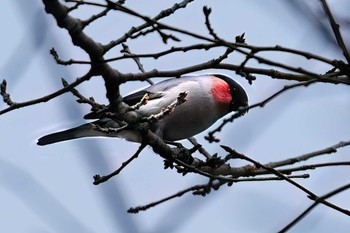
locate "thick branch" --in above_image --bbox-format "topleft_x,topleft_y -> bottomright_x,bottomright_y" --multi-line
43,0 -> 104,60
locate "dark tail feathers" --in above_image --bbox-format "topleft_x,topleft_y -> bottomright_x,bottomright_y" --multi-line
37,119 -> 120,146
38,123 -> 98,145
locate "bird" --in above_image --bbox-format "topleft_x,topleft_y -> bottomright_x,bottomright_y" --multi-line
37,74 -> 248,145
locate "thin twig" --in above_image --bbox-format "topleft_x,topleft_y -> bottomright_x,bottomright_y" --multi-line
244,44 -> 335,66
319,0 -> 350,64
188,137 -> 212,159
278,161 -> 350,174
121,43 -> 154,85
93,143 -> 146,185
206,79 -> 318,142
128,173 -> 310,214
0,70 -> 94,116
126,139 -> 350,214
103,0 -> 195,51
61,78 -> 104,111
203,6 -> 219,40
103,0 -> 181,45
180,140 -> 350,178
50,47 -> 92,65
105,43 -> 219,62
66,1 -> 82,12
146,91 -> 188,122
68,0 -> 348,77
1,80 -> 15,106
128,183 -> 209,213
81,7 -> 111,28
235,174 -> 310,182
221,145 -> 350,217
129,93 -> 150,110
278,182 -> 350,233
265,140 -> 350,169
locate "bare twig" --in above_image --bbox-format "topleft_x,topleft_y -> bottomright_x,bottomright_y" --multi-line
128,172 -> 310,214
128,183 -> 209,213
218,63 -> 350,84
65,0 -> 105,8
66,0 -> 349,78
0,70 -> 94,116
146,91 -> 188,122
206,79 -> 318,142
66,1 -> 83,12
61,78 -> 104,111
319,0 -> 350,64
188,137 -> 212,159
278,161 -> 350,174
1,80 -> 15,106
103,0 -> 194,51
81,7 -> 111,29
105,43 -> 219,62
221,145 -> 350,217
93,143 -> 146,185
121,43 -> 146,73
278,182 -> 350,233
129,93 -> 150,110
243,44 -> 335,66
91,122 -> 128,135
121,43 -> 154,85
235,174 -> 310,182
191,140 -> 350,178
125,140 -> 350,213
50,47 -> 92,65
102,0 -> 181,45
203,6 -> 219,40
265,140 -> 350,169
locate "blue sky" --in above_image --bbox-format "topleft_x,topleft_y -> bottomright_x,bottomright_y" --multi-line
1,0 -> 350,232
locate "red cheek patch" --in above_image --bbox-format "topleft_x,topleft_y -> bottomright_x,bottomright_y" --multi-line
211,77 -> 232,105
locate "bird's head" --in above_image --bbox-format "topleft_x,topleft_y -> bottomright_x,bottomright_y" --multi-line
211,74 -> 249,114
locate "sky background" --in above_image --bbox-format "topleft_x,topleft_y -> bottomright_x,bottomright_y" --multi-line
1,0 -> 350,232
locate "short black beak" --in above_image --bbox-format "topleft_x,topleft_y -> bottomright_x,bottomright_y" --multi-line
237,104 -> 249,116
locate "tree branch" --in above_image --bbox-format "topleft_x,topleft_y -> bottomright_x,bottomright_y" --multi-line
319,0 -> 350,64
206,79 -> 318,142
0,70 -> 94,116
93,143 -> 146,185
279,182 -> 350,233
